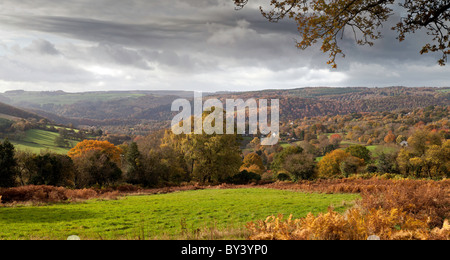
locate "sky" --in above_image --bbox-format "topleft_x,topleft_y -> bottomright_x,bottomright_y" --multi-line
0,0 -> 448,93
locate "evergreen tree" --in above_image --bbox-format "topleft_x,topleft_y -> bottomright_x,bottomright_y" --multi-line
0,139 -> 18,187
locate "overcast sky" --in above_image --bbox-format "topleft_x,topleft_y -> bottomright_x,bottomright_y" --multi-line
0,0 -> 448,93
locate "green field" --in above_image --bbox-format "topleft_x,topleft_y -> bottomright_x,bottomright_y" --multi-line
4,129 -> 79,154
367,145 -> 397,153
46,125 -> 80,133
0,189 -> 359,240
437,88 -> 450,93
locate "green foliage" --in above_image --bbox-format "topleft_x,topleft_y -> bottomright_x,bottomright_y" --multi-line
282,153 -> 316,181
125,142 -> 141,182
72,150 -> 122,188
376,152 -> 399,174
125,143 -> 165,187
345,145 -> 372,164
271,145 -> 303,172
340,156 -> 364,178
54,133 -> 70,148
161,110 -> 243,184
0,118 -> 13,132
0,139 -> 17,187
29,154 -> 74,187
190,133 -> 242,184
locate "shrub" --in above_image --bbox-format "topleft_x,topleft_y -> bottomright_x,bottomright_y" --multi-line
0,185 -> 120,204
366,165 -> 378,173
359,180 -> 450,228
227,170 -> 262,185
282,153 -> 316,181
248,177 -> 449,240
0,185 -> 68,203
277,173 -> 291,182
261,171 -> 276,182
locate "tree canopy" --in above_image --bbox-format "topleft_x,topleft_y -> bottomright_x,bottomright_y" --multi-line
234,0 -> 450,67
68,140 -> 122,165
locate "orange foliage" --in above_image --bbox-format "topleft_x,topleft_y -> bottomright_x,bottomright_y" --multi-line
247,209 -> 449,240
384,131 -> 396,143
247,178 -> 450,240
330,134 -> 342,142
0,185 -> 119,204
68,140 -> 122,164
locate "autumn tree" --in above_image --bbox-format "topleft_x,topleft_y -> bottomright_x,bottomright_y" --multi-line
397,136 -> 449,179
330,134 -> 343,147
384,131 -> 396,144
234,0 -> 450,67
376,151 -> 399,174
318,135 -> 334,156
68,140 -> 123,165
248,137 -> 262,150
339,156 -> 361,177
162,110 -> 242,184
282,153 -> 316,181
318,149 -> 363,178
72,150 -> 122,188
187,133 -> 242,184
241,152 -> 266,175
271,145 -> 304,172
407,130 -> 442,156
68,140 -> 123,188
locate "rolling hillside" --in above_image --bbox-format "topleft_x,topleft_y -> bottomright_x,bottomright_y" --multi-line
2,87 -> 449,134
8,129 -> 78,155
0,101 -> 44,121
0,101 -> 81,154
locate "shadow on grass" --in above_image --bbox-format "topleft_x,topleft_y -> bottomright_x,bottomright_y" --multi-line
0,207 -> 97,224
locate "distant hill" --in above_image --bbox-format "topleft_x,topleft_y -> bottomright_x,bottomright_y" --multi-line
209,86 -> 450,121
0,101 -> 45,121
1,90 -> 197,107
2,87 -> 449,134
1,90 -> 195,126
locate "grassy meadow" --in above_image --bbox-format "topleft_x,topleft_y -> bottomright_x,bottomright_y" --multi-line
6,129 -> 79,154
0,188 -> 359,240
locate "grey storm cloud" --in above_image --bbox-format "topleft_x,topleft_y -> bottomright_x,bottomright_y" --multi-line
0,0 -> 448,92
22,39 -> 60,56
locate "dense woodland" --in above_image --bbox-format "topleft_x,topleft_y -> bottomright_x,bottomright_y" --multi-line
1,87 -> 449,136
0,98 -> 448,189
